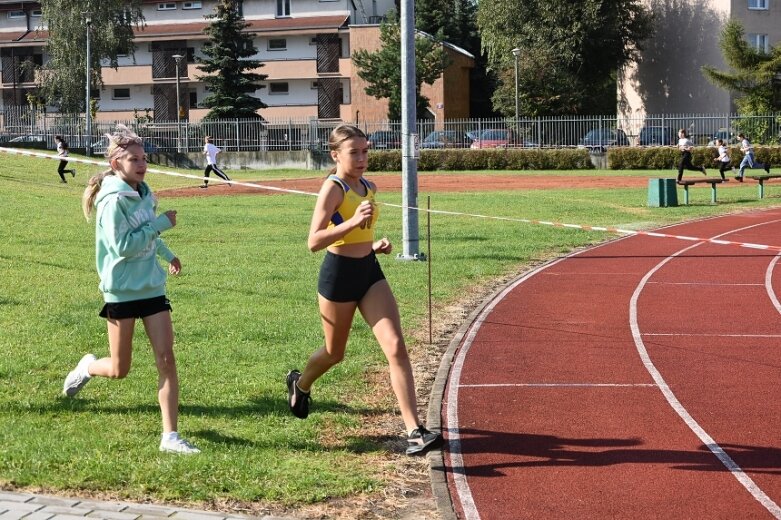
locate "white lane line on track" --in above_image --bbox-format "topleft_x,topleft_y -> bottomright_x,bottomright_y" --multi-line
643,333 -> 781,338
444,255 -> 569,520
457,383 -> 657,388
647,281 -> 764,286
765,255 -> 781,315
630,219 -> 781,518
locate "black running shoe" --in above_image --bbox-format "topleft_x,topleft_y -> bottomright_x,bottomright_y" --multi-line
766,164 -> 772,174
286,370 -> 311,419
406,425 -> 443,455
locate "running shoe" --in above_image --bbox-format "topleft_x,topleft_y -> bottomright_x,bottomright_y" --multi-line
766,163 -> 772,174
62,354 -> 96,397
406,425 -> 443,455
71,170 -> 76,178
286,370 -> 311,419
159,434 -> 200,454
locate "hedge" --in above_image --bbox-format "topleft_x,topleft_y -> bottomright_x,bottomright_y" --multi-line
608,146 -> 781,170
368,148 -> 594,171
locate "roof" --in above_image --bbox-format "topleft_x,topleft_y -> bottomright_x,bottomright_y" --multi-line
0,29 -> 46,44
134,15 -> 349,40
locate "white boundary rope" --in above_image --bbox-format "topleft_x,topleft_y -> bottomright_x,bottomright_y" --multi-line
5,146 -> 781,253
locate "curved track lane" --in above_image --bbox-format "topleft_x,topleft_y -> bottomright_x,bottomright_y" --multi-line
440,208 -> 781,519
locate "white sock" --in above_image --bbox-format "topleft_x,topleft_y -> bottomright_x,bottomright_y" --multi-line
162,431 -> 179,442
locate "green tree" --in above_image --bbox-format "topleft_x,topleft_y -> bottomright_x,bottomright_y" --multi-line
39,0 -> 143,112
197,0 -> 266,120
477,0 -> 653,116
415,0 -> 497,117
702,20 -> 781,114
352,16 -> 447,120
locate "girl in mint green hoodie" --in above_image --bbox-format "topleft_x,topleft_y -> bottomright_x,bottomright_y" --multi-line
62,125 -> 199,454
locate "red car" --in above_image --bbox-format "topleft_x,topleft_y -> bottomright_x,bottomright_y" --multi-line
470,129 -> 519,149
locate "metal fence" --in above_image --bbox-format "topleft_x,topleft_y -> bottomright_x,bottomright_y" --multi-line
1,107 -> 780,153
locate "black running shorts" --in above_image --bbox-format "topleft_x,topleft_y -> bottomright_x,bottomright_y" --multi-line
99,295 -> 172,320
317,251 -> 386,302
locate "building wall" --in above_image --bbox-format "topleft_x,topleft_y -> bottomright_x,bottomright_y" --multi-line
619,0 -> 780,130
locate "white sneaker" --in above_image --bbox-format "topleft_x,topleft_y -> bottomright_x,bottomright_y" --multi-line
62,354 -> 96,397
159,434 -> 200,454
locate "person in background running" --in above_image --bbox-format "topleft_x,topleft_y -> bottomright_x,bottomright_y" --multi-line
54,135 -> 76,183
201,136 -> 231,188
735,132 -> 771,182
62,124 -> 199,455
677,128 -> 706,182
286,124 -> 443,456
713,138 -> 734,180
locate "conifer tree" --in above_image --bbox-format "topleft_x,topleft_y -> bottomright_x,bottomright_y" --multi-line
198,0 -> 266,119
352,16 -> 446,120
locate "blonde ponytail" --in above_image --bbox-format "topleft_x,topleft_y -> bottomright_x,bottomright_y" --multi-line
82,170 -> 114,220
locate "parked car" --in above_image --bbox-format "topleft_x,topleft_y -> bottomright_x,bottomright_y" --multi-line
707,128 -> 738,146
470,129 -> 520,149
368,130 -> 401,149
577,128 -> 629,152
638,126 -> 677,146
420,130 -> 474,149
8,134 -> 47,143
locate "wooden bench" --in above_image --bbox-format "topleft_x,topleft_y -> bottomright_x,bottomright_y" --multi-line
744,174 -> 781,199
677,178 -> 727,205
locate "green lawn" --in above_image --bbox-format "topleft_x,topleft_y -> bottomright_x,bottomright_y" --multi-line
1,152 -> 779,508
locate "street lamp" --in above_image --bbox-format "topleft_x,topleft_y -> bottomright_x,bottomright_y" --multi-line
512,47 -> 521,129
85,16 -> 92,156
172,54 -> 184,153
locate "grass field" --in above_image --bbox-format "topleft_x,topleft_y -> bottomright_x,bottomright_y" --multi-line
1,151 -> 779,514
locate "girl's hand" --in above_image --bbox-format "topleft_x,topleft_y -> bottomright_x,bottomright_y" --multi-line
373,237 -> 392,254
164,210 -> 177,227
169,257 -> 182,275
351,200 -> 374,228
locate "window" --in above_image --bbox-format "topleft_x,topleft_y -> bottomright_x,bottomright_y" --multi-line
31,9 -> 42,17
7,10 -> 25,18
182,1 -> 202,8
748,33 -> 769,52
311,81 -> 319,89
189,91 -> 197,107
157,2 -> 176,10
748,0 -> 768,8
112,88 -> 131,100
268,39 -> 287,51
269,82 -> 289,95
276,0 -> 290,17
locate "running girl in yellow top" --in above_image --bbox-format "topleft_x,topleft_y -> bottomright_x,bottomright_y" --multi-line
287,124 -> 442,456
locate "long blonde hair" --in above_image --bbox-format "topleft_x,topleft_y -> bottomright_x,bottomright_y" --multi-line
81,125 -> 145,220
327,124 -> 367,175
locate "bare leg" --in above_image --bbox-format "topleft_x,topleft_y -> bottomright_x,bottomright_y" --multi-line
142,311 -> 178,434
89,317 -> 135,379
297,296 -> 356,392
359,280 -> 420,432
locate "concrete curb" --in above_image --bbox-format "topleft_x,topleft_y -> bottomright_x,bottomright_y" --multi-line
0,491 -> 290,520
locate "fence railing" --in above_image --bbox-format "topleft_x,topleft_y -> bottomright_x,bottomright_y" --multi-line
1,107 -> 779,153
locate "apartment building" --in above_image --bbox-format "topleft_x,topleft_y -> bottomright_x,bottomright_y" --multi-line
0,0 -> 474,123
620,0 -> 781,123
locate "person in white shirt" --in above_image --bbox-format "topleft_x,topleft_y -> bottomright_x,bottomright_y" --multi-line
54,135 -> 76,183
735,132 -> 771,182
676,128 -> 706,182
712,139 -> 733,180
201,136 -> 231,188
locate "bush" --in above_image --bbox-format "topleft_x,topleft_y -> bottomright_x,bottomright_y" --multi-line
368,148 -> 594,171
609,145 -> 781,170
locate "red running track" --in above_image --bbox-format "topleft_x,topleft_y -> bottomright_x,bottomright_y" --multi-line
439,208 -> 781,520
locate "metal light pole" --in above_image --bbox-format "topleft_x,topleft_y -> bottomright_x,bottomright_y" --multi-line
399,0 -> 421,260
172,54 -> 184,153
512,47 -> 521,129
85,16 -> 92,156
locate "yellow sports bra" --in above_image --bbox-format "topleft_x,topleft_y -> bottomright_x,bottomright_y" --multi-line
327,175 -> 379,246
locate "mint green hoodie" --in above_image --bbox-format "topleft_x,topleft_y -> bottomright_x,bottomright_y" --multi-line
94,175 -> 176,303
